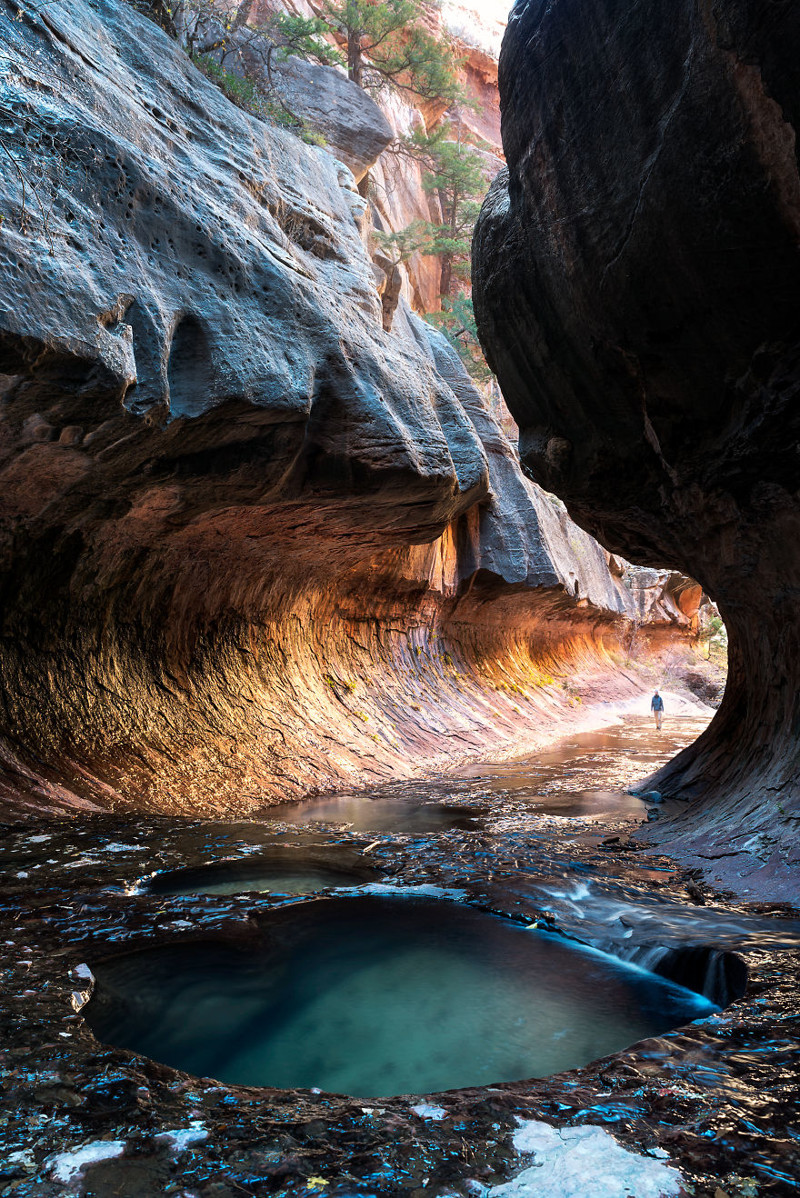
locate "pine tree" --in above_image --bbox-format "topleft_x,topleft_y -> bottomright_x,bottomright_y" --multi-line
374,124 -> 496,383
378,123 -> 487,297
427,295 -> 494,384
411,124 -> 485,296
276,0 -> 462,103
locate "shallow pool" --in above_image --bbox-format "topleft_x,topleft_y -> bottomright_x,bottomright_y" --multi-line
86,896 -> 717,1097
276,795 -> 484,833
143,860 -> 369,897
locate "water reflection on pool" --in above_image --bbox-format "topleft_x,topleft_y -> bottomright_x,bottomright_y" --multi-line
143,859 -> 371,897
276,795 -> 485,833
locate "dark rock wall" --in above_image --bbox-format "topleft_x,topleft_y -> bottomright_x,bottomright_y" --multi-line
473,0 -> 800,879
0,0 -> 683,818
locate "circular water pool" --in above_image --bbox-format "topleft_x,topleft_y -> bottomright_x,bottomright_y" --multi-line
85,896 -> 717,1097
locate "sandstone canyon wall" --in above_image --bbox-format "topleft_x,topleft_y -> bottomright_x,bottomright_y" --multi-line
0,0 -> 703,819
473,0 -> 799,884
251,0 -> 505,320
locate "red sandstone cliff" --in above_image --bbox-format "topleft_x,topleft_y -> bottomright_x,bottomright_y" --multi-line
237,0 -> 504,316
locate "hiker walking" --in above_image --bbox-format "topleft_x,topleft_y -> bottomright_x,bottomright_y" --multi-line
651,690 -> 664,731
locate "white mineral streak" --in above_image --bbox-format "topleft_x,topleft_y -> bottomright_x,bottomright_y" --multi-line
69,963 -> 95,1012
154,1122 -> 209,1153
411,1104 -> 448,1120
47,1140 -> 126,1183
478,1120 -> 683,1198
8,1150 -> 35,1168
354,883 -> 468,900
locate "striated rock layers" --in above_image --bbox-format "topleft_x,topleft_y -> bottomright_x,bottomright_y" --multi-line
473,0 -> 800,884
0,0 -> 693,819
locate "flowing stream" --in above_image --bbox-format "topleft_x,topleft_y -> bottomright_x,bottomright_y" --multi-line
5,711 -> 799,1193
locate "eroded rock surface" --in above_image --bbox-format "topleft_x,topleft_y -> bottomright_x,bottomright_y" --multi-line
1,720 -> 798,1195
0,0 -> 704,818
473,0 -> 800,885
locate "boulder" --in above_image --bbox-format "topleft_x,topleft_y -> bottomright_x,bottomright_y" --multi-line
247,52 -> 394,183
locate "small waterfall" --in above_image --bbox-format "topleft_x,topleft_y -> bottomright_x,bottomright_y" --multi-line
606,943 -> 747,1007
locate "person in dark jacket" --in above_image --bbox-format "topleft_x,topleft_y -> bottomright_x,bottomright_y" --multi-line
651,690 -> 664,730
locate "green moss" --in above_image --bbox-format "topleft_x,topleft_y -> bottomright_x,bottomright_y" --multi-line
192,54 -> 327,146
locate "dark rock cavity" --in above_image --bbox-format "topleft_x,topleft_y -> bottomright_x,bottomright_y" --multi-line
473,0 -> 800,887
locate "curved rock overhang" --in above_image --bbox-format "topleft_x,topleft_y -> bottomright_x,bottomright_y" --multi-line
0,0 -> 695,818
473,0 -> 800,882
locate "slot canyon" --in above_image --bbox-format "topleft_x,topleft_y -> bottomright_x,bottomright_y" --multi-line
0,0 -> 797,1195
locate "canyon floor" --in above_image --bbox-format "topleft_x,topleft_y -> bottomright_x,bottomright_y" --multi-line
1,712 -> 798,1198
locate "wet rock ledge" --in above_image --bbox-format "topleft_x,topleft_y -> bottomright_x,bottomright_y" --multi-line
0,743 -> 798,1198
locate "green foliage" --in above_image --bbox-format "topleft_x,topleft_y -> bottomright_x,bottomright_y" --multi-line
192,53 -> 326,145
375,126 -> 494,381
279,0 -> 462,102
372,218 -> 434,260
425,296 -> 494,384
130,0 -> 462,151
271,13 -> 345,69
129,2 -> 328,144
406,123 -> 488,295
411,124 -> 486,220
696,609 -> 728,666
193,52 -> 262,109
125,0 -> 179,36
